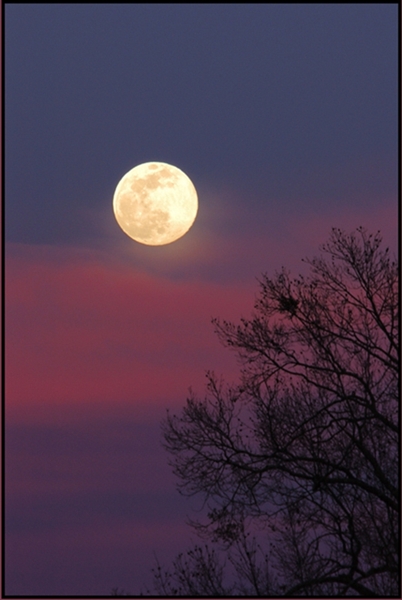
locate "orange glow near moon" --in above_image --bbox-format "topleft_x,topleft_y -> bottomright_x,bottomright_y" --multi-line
113,162 -> 198,245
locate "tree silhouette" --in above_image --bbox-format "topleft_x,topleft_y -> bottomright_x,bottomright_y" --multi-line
151,228 -> 399,596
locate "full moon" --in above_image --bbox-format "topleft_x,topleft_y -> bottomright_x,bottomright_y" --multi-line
113,162 -> 198,245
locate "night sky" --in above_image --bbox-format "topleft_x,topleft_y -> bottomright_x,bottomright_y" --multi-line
5,4 -> 398,596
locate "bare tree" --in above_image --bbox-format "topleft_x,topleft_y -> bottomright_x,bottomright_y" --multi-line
111,587 -> 130,596
153,228 -> 399,596
150,545 -> 232,596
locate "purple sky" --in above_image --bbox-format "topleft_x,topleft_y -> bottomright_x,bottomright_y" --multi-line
5,4 -> 398,596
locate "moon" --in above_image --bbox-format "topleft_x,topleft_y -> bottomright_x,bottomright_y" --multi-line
113,162 -> 198,245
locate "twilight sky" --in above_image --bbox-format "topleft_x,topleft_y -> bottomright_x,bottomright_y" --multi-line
5,4 -> 398,596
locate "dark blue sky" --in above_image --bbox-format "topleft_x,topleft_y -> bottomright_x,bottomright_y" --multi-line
5,4 -> 398,596
6,3 -> 398,247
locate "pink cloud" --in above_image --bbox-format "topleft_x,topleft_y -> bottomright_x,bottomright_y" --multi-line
188,196 -> 398,292
284,199 -> 398,256
6,243 -> 254,424
6,200 -> 396,424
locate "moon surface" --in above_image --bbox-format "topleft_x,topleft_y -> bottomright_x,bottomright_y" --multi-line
113,162 -> 198,245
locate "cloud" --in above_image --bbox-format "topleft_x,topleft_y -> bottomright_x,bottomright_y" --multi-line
6,509 -> 192,595
6,242 -> 254,423
5,197 -> 397,596
6,195 -> 396,422
6,412 -> 200,595
85,181 -> 398,286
